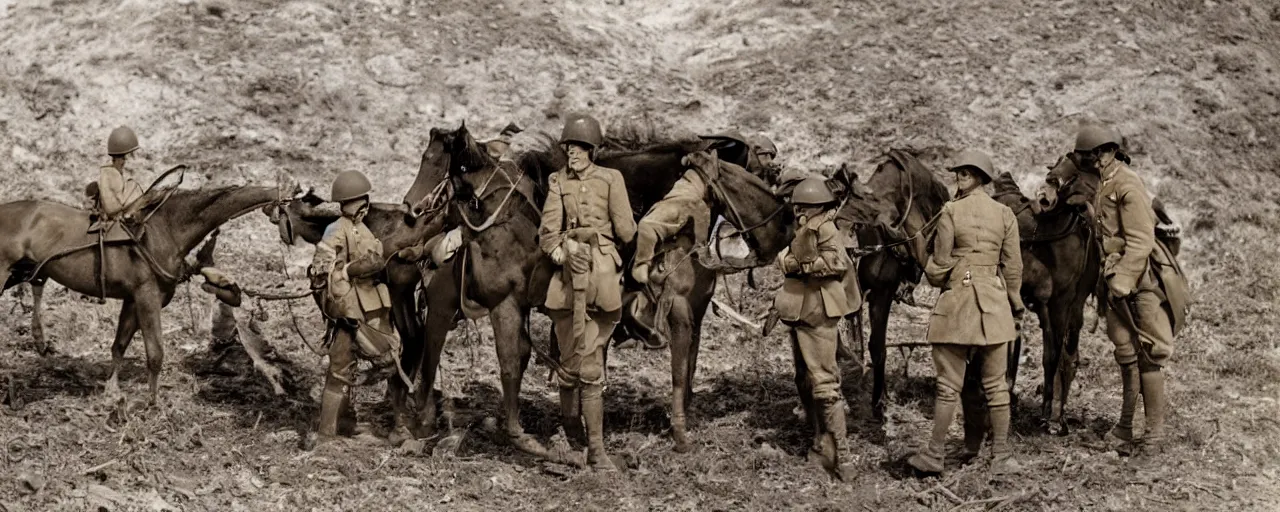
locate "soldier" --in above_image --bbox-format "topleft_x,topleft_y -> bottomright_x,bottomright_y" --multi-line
748,134 -> 781,184
1076,124 -> 1182,456
774,176 -> 857,479
95,126 -> 145,220
540,114 -> 636,471
631,150 -> 721,286
308,170 -> 401,442
908,150 -> 1024,475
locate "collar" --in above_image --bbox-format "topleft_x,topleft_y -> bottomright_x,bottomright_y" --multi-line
955,186 -> 990,200
566,163 -> 597,180
1100,159 -> 1123,181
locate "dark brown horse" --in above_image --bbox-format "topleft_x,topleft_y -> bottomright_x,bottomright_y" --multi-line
841,150 -> 952,420
1001,154 -> 1180,433
0,182 -> 298,403
399,124 -> 793,457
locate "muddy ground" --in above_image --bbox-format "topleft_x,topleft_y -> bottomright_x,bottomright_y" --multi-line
1,0 -> 1279,510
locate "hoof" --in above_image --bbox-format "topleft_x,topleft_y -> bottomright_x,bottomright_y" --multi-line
672,440 -> 693,453
1047,422 -> 1069,437
511,433 -> 551,459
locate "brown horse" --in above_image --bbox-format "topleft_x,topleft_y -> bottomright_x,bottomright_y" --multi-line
842,150 -> 952,421
400,124 -> 794,456
1005,154 -> 1180,433
0,182 -> 298,403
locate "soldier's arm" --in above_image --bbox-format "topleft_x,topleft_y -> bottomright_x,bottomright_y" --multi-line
1111,182 -> 1157,293
98,167 -> 126,215
539,172 -> 565,255
1000,207 -> 1025,312
609,170 -> 637,244
923,204 -> 956,288
804,219 -> 850,277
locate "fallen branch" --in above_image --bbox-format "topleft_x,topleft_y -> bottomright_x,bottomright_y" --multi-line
947,493 -> 1016,512
710,298 -> 760,329
986,493 -> 1026,512
82,458 -> 118,475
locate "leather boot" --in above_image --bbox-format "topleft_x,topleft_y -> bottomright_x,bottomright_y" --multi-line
317,387 -> 347,439
581,384 -> 617,472
559,387 -> 585,447
820,399 -> 851,480
908,397 -> 955,474
988,403 -> 1022,475
1106,363 -> 1140,453
1139,370 -> 1167,453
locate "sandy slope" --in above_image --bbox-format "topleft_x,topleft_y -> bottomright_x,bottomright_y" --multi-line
1,0 -> 1278,509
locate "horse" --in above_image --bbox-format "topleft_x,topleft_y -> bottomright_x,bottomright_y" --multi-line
399,123 -> 794,457
840,149 -> 952,421
1006,153 -> 1180,433
0,180 -> 300,404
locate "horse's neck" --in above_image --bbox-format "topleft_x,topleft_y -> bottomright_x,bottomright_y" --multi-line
161,187 -> 280,253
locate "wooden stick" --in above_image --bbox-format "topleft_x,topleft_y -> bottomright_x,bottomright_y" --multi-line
947,495 -> 1011,512
82,459 -> 118,474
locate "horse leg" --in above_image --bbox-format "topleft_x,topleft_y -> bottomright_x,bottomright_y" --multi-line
1007,325 -> 1023,410
134,290 -> 166,406
416,274 -> 458,437
1047,304 -> 1071,435
491,296 -> 547,458
31,282 -> 49,355
684,308 -> 705,412
1057,312 -> 1084,434
1037,303 -> 1057,428
387,286 -> 423,445
868,287 -> 894,422
105,299 -> 139,400
667,295 -> 694,453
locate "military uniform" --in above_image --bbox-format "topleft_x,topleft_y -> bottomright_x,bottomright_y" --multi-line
910,151 -> 1023,475
1094,156 -> 1179,450
774,176 -> 857,478
540,114 -> 635,470
97,165 -> 144,218
309,171 -> 399,439
633,168 -> 712,284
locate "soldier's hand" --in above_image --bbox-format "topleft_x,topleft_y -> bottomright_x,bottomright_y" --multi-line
550,247 -> 566,265
568,248 -> 592,274
632,263 -> 650,285
395,246 -> 425,262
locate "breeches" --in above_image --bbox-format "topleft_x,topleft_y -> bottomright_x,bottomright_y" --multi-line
1105,289 -> 1174,370
932,343 -> 1009,408
787,315 -> 842,402
635,211 -> 688,266
549,308 -> 621,387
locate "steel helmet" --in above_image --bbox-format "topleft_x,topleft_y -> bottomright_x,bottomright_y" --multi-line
330,170 -> 373,203
750,134 -> 778,157
560,114 -> 603,149
699,130 -> 748,148
777,167 -> 808,186
107,126 -> 139,156
949,150 -> 995,184
791,176 -> 837,205
1074,124 -> 1122,152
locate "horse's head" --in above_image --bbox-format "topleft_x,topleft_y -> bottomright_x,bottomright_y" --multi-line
829,164 -> 882,231
683,148 -> 794,267
403,122 -> 495,220
263,188 -> 337,245
1036,153 -> 1098,213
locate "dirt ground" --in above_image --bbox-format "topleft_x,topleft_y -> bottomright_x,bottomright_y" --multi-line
2,0 -> 1279,510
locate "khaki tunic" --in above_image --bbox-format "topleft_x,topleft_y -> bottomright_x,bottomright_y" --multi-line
924,188 -> 1023,345
1094,160 -> 1175,366
635,169 -> 712,266
98,165 -> 144,217
314,217 -> 393,317
774,214 -> 859,323
539,164 -> 637,312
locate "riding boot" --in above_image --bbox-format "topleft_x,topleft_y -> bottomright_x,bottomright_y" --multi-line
1138,369 -> 1168,454
581,384 -> 616,472
1106,363 -> 1140,453
908,396 -> 954,474
988,403 -> 1022,475
954,377 -> 987,463
819,399 -> 851,480
317,387 -> 348,439
559,387 -> 586,447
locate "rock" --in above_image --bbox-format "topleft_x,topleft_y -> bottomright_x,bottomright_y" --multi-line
16,471 -> 44,495
365,53 -> 422,87
11,145 -> 41,164
88,484 -> 128,507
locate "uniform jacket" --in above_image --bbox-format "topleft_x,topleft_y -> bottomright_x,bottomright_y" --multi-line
774,212 -> 859,324
539,164 -> 637,312
1094,160 -> 1189,334
98,165 -> 144,217
313,216 -> 393,318
924,188 -> 1023,345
